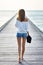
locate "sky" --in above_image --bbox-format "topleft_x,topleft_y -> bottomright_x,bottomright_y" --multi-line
0,0 -> 43,10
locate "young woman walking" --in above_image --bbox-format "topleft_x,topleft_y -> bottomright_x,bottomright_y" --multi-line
15,9 -> 29,63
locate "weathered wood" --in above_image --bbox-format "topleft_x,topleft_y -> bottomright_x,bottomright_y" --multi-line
0,16 -> 43,65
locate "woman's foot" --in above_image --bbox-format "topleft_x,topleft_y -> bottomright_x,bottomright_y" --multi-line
19,61 -> 21,64
18,58 -> 21,63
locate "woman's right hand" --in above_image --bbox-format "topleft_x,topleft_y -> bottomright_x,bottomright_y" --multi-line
27,31 -> 29,36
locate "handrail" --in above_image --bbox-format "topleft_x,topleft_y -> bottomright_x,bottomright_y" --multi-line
0,13 -> 17,32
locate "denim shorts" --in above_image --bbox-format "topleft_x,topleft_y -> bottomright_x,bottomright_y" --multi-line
16,33 -> 27,38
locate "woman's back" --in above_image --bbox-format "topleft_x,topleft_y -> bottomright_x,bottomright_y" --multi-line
15,18 -> 29,33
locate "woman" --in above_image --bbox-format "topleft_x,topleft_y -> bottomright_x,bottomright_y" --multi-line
15,9 -> 29,63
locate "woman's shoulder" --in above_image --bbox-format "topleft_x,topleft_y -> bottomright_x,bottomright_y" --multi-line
17,17 -> 19,20
16,17 -> 21,23
24,18 -> 29,22
16,17 -> 29,22
16,17 -> 20,21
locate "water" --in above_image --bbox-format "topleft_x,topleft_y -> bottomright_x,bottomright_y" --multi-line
26,10 -> 43,32
0,10 -> 43,33
0,10 -> 16,27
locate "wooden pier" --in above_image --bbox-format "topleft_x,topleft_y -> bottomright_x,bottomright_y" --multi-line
0,16 -> 43,65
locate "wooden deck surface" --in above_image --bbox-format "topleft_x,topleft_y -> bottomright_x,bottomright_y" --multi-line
0,16 -> 43,65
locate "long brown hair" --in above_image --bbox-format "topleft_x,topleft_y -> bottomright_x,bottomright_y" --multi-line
18,9 -> 25,21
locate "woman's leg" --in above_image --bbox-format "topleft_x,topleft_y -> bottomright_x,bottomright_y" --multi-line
17,37 -> 21,63
22,38 -> 26,60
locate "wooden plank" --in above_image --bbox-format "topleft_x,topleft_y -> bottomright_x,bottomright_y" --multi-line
0,15 -> 43,65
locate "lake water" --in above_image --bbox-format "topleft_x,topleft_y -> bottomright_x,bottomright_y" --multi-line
26,10 -> 43,32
